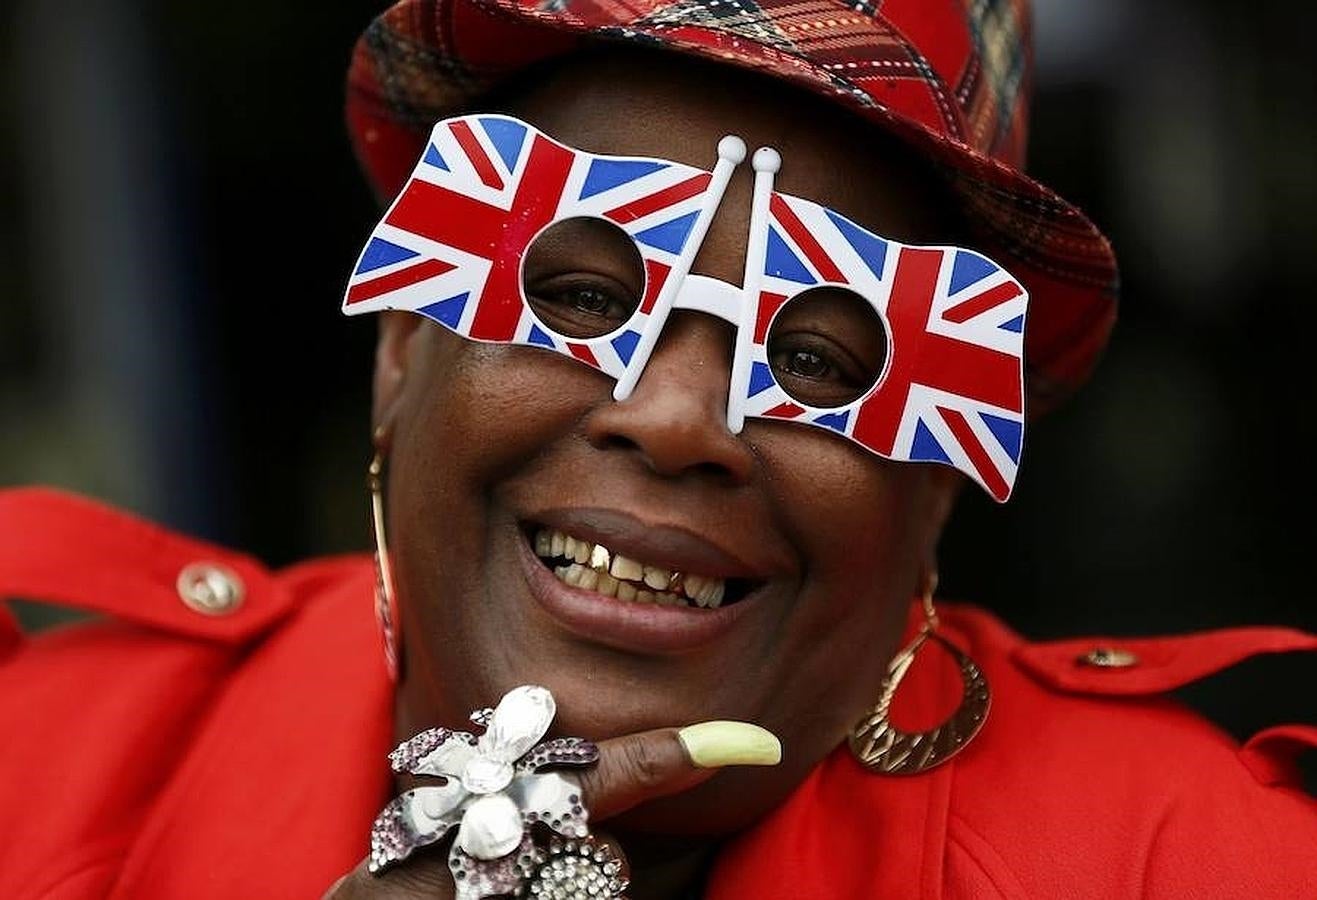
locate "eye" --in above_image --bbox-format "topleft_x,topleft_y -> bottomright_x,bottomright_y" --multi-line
527,278 -> 636,325
768,335 -> 871,408
774,347 -> 833,381
570,287 -> 611,315
765,286 -> 888,409
522,217 -> 645,340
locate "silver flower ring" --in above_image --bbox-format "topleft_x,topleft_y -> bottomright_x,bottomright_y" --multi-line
369,685 -> 627,900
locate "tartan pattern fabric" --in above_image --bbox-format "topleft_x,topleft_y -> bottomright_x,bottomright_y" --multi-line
346,0 -> 1119,415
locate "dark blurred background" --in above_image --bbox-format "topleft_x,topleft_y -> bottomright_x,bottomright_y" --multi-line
1,1 -> 1313,772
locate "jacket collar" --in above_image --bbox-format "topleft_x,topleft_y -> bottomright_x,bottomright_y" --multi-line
108,563 -> 395,898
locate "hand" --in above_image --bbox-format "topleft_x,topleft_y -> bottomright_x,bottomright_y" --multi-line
325,722 -> 780,899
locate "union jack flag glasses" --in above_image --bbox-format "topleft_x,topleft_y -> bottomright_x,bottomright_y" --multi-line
343,114 -> 725,380
343,115 -> 1029,501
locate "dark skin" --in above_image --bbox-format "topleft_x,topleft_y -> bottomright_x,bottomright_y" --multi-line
335,52 -> 962,899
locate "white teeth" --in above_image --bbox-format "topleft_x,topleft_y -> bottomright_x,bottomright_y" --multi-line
536,527 -> 731,608
683,574 -> 709,604
563,536 -> 590,565
610,554 -> 644,581
707,581 -> 725,608
577,567 -> 599,591
642,566 -> 671,590
683,576 -> 723,608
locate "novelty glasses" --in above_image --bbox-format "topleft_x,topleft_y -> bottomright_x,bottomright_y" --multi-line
343,115 -> 1028,501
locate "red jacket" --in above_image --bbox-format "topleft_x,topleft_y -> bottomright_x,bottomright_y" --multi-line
2,488 -> 1315,898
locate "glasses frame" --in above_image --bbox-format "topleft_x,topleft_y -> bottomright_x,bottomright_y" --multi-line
344,114 -> 1028,501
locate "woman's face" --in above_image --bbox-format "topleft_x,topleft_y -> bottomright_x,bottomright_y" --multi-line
374,53 -> 961,834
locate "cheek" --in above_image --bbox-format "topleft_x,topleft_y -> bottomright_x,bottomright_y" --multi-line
387,328 -> 611,715
755,422 -> 931,611
395,328 -> 606,486
748,425 -> 932,731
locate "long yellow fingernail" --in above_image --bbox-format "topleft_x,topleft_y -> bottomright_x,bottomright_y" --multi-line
677,721 -> 782,768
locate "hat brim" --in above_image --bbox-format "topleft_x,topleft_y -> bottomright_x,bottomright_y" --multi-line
346,0 -> 1118,416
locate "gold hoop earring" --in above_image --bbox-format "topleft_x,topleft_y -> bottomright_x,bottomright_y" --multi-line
848,578 -> 990,775
368,431 -> 401,682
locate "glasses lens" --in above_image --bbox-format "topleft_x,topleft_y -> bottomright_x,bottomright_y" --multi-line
764,286 -> 888,409
521,216 -> 645,340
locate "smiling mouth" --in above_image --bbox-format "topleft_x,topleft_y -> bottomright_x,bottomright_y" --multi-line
528,526 -> 756,609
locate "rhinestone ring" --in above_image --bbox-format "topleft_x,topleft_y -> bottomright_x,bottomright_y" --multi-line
514,836 -> 629,898
369,685 -> 627,900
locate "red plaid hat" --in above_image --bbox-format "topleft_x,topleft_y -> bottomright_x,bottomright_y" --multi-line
345,0 -> 1118,414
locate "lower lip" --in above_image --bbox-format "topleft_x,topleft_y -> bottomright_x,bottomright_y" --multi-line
516,531 -> 752,654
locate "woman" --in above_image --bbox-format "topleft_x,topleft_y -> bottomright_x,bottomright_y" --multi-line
1,0 -> 1314,897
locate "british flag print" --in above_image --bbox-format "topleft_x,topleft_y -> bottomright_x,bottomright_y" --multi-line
343,114 -> 716,379
741,191 -> 1028,501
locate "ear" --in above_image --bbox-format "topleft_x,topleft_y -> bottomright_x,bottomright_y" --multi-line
372,311 -> 425,440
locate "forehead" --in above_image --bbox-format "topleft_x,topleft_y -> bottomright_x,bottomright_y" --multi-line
495,49 -> 957,281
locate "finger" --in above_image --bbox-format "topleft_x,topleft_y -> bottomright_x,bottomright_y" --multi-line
322,857 -> 453,900
580,721 -> 780,821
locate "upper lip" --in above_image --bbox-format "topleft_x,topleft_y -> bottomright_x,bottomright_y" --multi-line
526,506 -> 793,581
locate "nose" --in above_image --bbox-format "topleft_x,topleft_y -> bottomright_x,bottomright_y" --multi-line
584,311 -> 755,484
